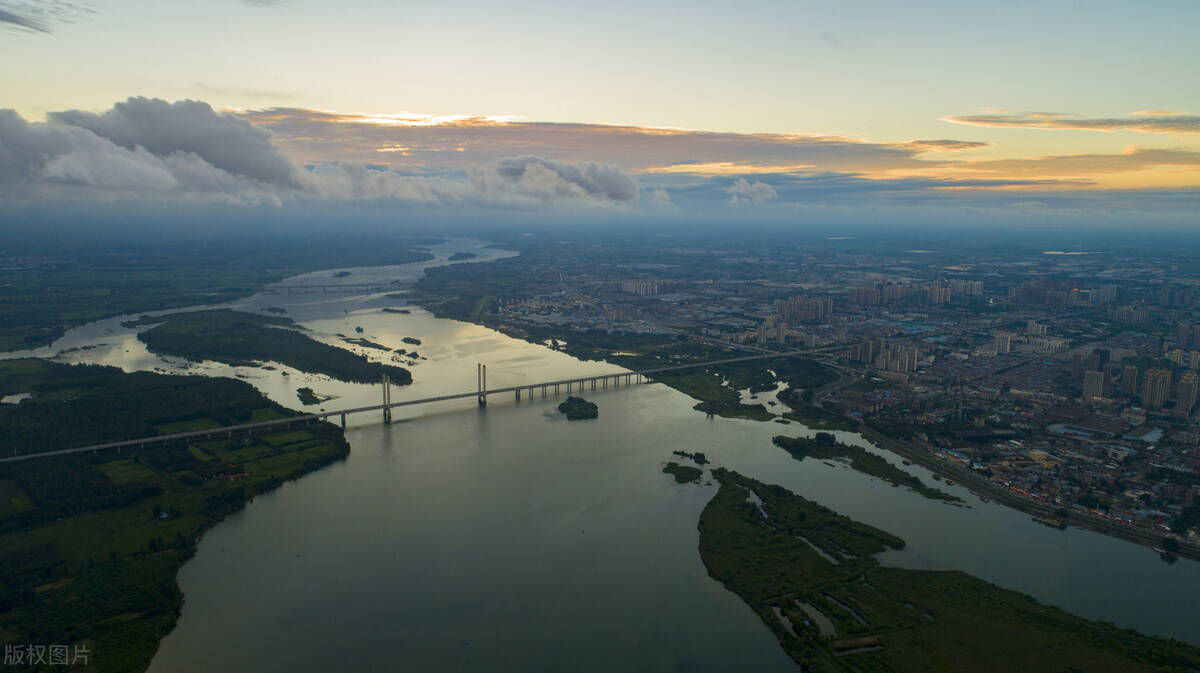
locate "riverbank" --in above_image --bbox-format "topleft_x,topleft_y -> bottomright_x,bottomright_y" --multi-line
855,424 -> 1200,563
0,360 -> 350,673
692,467 -> 1200,671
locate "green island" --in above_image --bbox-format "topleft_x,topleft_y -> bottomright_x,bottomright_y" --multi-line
128,309 -> 412,385
0,228 -> 433,352
0,359 -> 349,673
663,462 -> 703,483
693,468 -> 1200,672
296,386 -> 330,406
381,308 -> 411,314
774,434 -> 961,503
557,396 -> 598,420
401,336 -> 421,346
343,336 -> 391,351
447,252 -> 478,261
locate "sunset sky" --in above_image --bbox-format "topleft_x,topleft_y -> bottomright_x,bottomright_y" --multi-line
3,0 -> 1199,221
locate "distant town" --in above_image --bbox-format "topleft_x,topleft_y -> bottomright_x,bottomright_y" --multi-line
418,236 -> 1200,550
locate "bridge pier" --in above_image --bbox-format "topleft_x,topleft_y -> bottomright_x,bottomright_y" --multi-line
340,414 -> 346,429
515,388 -> 521,402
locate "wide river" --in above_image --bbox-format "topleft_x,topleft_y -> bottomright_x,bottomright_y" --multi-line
12,240 -> 1200,671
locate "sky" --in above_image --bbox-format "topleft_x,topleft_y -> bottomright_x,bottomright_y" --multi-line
2,0 -> 1199,224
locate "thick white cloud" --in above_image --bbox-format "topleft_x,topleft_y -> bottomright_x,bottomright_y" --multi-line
0,108 -> 282,205
0,99 -> 644,210
726,178 -> 777,204
50,97 -> 299,187
474,156 -> 638,203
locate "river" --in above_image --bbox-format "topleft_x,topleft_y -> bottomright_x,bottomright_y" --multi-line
10,239 -> 1200,671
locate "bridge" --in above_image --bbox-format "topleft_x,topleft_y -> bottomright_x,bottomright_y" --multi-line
1,348 -> 836,464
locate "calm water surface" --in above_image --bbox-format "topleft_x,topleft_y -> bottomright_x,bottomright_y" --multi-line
11,240 -> 1199,671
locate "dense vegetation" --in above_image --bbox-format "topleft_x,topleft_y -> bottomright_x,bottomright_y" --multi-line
132,310 -> 412,385
773,433 -> 960,503
662,462 -> 703,483
0,359 -> 288,459
557,396 -> 598,420
0,230 -> 433,352
693,468 -> 1200,671
0,360 -> 349,672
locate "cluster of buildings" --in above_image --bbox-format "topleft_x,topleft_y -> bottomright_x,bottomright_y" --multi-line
470,241 -> 1200,544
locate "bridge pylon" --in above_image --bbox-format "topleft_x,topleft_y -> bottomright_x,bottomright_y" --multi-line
477,363 -> 487,407
382,374 -> 392,424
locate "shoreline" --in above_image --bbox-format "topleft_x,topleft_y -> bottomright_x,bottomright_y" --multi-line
854,424 -> 1200,563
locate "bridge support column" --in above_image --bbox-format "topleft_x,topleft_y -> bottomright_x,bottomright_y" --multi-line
382,374 -> 392,424
340,414 -> 346,429
477,363 -> 487,408
515,388 -> 521,402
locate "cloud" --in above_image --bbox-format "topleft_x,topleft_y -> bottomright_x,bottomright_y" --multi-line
942,147 -> 1200,177
50,97 -> 299,187
0,1 -> 94,34
4,97 -> 1199,217
0,99 -> 644,210
896,139 -> 989,152
0,108 -> 285,205
0,7 -> 46,32
726,178 -> 777,204
944,111 -> 1200,135
239,107 -> 938,175
480,156 -> 638,203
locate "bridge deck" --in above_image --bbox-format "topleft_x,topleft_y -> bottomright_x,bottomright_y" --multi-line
1,348 -> 838,463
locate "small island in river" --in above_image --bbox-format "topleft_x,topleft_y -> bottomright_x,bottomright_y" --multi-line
663,461 -> 703,483
448,252 -> 478,261
774,432 -> 960,503
557,396 -> 598,420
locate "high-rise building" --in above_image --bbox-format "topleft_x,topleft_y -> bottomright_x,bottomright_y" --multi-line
1178,371 -> 1199,415
775,296 -> 833,323
1180,323 -> 1193,349
1087,348 -> 1110,372
1026,321 -> 1048,337
1121,365 -> 1139,396
1082,370 -> 1106,400
1143,368 -> 1172,411
993,332 -> 1012,355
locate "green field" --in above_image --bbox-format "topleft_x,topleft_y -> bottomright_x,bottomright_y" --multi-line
692,468 -> 1200,672
0,361 -> 350,673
